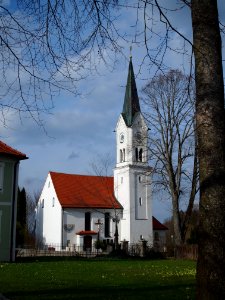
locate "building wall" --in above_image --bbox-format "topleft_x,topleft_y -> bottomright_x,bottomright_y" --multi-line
114,113 -> 153,244
114,165 -> 152,244
36,173 -> 62,246
36,174 -> 121,248
0,158 -> 19,261
62,208 -> 119,247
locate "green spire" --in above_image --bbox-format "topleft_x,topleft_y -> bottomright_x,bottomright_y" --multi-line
122,57 -> 140,127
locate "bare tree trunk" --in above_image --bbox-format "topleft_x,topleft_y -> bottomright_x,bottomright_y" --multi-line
191,1 -> 225,298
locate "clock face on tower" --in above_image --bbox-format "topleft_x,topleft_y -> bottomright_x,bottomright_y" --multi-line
120,133 -> 125,143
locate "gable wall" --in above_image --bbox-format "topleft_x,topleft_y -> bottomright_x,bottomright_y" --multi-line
36,173 -> 62,246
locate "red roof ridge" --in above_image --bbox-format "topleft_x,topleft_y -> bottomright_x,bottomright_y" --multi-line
49,171 -> 113,179
152,216 -> 168,230
0,140 -> 27,160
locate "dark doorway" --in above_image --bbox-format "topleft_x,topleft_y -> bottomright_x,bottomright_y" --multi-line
83,235 -> 92,251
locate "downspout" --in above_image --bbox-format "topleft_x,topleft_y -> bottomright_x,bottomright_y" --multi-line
10,160 -> 19,262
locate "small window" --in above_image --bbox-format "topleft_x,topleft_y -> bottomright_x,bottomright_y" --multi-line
139,197 -> 142,206
154,232 -> 159,241
48,181 -> 50,188
42,199 -> 44,208
139,176 -> 142,183
140,235 -> 143,240
123,148 -> 125,161
52,197 -> 55,207
0,162 -> 4,192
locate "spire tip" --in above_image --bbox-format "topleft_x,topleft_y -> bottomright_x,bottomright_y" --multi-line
129,45 -> 132,60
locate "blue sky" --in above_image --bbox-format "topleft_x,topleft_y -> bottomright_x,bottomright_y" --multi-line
1,1 -> 224,222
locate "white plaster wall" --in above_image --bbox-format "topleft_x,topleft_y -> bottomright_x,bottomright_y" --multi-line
62,208 -> 119,247
114,166 -> 131,242
36,173 -> 62,246
129,168 -> 153,244
114,112 -> 153,244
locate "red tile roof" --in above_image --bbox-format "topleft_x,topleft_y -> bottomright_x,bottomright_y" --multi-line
0,141 -> 27,160
152,216 -> 168,230
76,230 -> 98,236
50,172 -> 122,209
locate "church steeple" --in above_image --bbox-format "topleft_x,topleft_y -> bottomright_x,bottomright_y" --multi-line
122,57 -> 141,127
114,56 -> 152,244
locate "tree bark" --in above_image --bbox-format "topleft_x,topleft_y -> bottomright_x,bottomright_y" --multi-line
191,1 -> 225,299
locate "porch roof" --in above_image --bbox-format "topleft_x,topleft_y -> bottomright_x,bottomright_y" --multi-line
76,230 -> 98,236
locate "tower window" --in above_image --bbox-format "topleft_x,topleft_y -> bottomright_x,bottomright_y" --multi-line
139,197 -> 142,206
135,148 -> 143,162
139,148 -> 143,162
120,149 -> 125,162
139,176 -> 142,183
120,150 -> 123,162
41,199 -> 44,208
135,148 -> 138,161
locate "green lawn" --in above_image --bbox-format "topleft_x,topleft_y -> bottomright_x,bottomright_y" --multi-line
0,258 -> 196,299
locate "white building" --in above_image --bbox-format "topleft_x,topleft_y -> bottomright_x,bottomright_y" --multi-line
36,58 -> 167,251
36,172 -> 122,250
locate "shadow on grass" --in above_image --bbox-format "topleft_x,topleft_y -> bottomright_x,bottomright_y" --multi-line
6,284 -> 195,300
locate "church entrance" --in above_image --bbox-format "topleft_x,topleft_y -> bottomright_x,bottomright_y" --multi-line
83,235 -> 92,251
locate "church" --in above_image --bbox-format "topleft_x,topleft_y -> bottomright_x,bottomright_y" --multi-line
35,58 -> 166,251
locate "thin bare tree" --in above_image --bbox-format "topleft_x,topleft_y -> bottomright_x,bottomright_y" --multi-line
142,69 -> 198,246
0,1 -> 121,126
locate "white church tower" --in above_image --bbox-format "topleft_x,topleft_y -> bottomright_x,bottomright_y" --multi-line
114,57 -> 153,244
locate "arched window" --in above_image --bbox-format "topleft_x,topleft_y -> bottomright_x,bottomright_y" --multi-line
120,149 -> 123,162
135,148 -> 138,161
139,148 -> 143,162
123,148 -> 125,162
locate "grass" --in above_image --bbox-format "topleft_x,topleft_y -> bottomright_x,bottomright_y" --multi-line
0,257 -> 196,300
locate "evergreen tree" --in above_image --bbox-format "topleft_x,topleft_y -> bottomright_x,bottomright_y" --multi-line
16,187 -> 27,247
